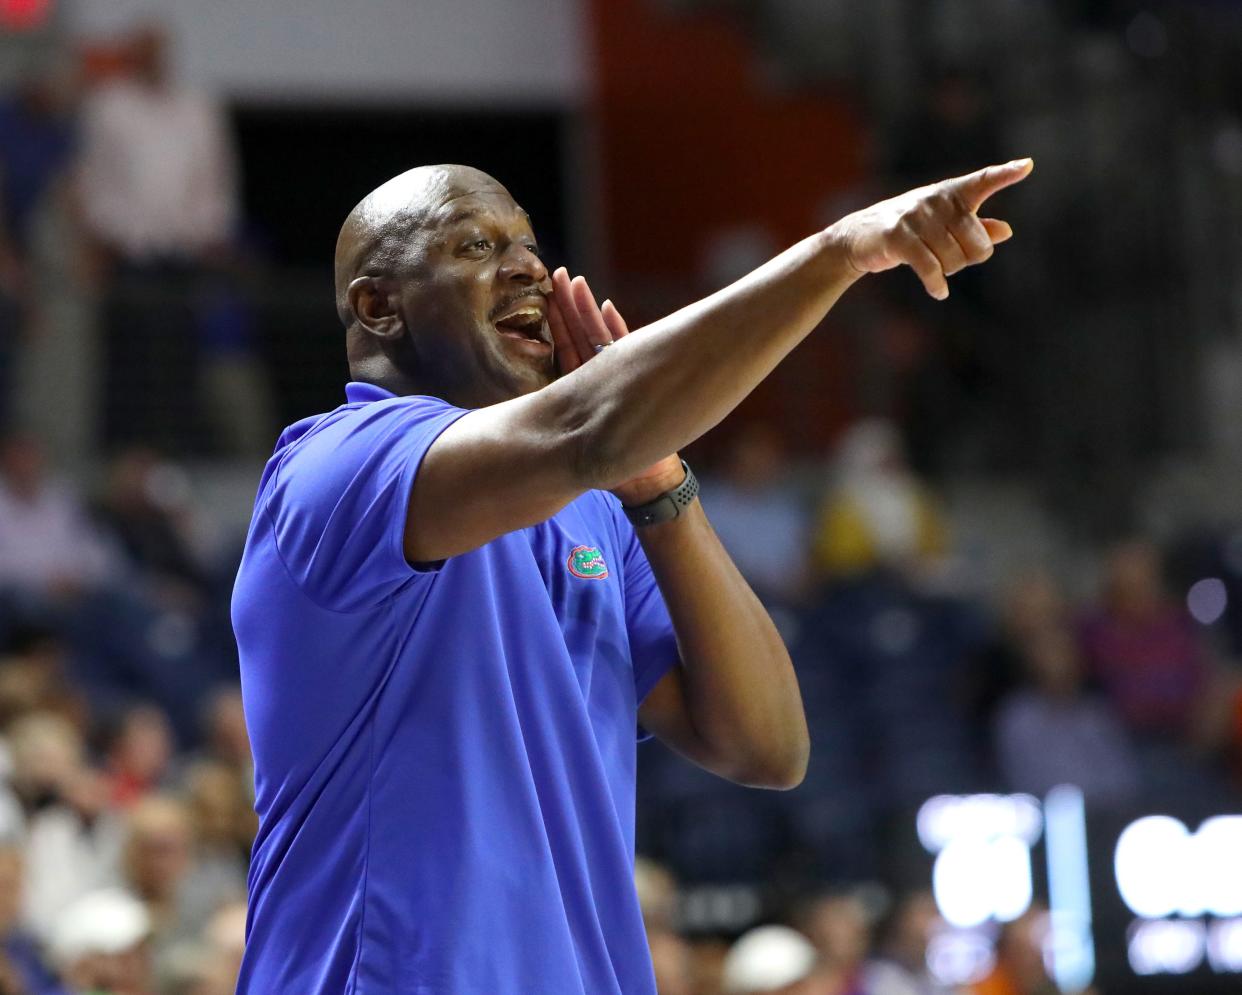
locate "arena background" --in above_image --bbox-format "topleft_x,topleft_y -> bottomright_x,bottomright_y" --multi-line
1,1 -> 1241,993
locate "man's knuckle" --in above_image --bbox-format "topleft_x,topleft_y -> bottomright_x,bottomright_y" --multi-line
947,189 -> 972,216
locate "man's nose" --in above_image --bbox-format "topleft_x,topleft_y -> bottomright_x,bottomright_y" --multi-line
498,243 -> 549,286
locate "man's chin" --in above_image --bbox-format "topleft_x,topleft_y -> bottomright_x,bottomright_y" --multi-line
514,358 -> 557,395
486,350 -> 555,401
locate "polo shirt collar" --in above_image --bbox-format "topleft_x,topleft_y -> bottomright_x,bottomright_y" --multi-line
345,381 -> 396,404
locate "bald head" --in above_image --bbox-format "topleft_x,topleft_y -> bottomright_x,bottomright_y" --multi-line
332,163 -> 553,406
334,164 -> 511,326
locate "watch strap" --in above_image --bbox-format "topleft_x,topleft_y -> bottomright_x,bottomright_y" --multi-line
622,460 -> 699,527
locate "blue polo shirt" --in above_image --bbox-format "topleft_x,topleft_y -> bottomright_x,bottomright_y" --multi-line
232,382 -> 679,994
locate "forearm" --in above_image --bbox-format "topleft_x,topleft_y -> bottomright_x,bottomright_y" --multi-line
547,229 -> 859,487
639,502 -> 809,788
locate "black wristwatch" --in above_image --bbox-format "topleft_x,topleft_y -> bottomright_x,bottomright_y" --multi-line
622,460 -> 700,527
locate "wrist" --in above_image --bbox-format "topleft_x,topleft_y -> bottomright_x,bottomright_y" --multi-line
610,455 -> 685,506
621,460 -> 700,529
815,223 -> 868,283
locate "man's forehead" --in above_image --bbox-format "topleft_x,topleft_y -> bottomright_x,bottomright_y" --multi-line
429,189 -> 531,228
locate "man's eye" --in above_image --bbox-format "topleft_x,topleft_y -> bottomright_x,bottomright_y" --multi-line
526,244 -> 541,256
471,239 -> 491,252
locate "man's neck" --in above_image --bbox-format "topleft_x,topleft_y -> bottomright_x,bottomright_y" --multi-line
348,358 -> 521,410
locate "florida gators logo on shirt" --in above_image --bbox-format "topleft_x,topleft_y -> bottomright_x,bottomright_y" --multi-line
567,545 -> 609,580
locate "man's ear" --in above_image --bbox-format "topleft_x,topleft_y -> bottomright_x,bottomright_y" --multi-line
348,276 -> 403,340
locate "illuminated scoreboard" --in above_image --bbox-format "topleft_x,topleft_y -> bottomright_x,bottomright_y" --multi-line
915,790 -> 1242,993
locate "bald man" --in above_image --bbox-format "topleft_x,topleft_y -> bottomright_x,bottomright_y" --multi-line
232,159 -> 1031,993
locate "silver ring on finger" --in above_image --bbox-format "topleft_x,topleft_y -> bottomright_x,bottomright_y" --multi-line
593,341 -> 614,354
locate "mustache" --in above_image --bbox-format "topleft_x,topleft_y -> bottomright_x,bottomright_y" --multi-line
488,289 -> 547,322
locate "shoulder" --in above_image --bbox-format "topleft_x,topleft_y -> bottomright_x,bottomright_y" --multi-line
275,394 -> 458,462
263,394 -> 464,498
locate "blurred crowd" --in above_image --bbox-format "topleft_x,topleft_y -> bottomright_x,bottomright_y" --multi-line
630,415 -> 1242,995
1,403 -> 1241,992
638,867 -> 1077,995
2,6 -> 1242,995
0,428 -> 248,993
0,22 -> 273,464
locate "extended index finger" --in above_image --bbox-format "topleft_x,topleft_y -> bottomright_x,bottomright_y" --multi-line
951,158 -> 1034,212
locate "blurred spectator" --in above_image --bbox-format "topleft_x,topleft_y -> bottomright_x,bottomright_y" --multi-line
78,22 -> 271,456
8,713 -> 122,942
121,797 -> 194,955
104,705 -> 174,809
122,795 -> 242,976
812,421 -> 947,583
200,901 -> 246,995
0,844 -> 68,995
159,899 -> 245,995
792,890 -> 871,995
47,888 -> 153,995
93,450 -> 208,602
197,689 -> 250,782
0,65 -> 77,259
0,434 -> 111,599
993,623 -> 1140,806
961,573 -> 1067,758
637,858 -> 694,995
1079,541 -> 1211,745
967,906 -> 1099,995
181,763 -> 249,894
649,929 -> 695,995
721,925 -> 822,995
78,24 -> 236,265
0,203 -> 21,439
635,856 -> 680,935
687,936 -> 730,995
192,690 -> 254,835
0,627 -> 87,734
0,62 -> 78,433
861,890 -> 956,995
700,425 -> 811,603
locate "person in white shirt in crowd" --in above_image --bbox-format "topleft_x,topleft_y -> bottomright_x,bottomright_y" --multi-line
6,712 -> 124,943
77,24 -> 235,265
77,22 -> 271,456
0,433 -> 110,600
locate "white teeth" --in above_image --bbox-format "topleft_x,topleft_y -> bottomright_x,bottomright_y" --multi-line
497,305 -> 542,321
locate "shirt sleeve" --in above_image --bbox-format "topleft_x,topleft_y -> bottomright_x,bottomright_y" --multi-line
265,396 -> 467,613
614,503 -> 680,704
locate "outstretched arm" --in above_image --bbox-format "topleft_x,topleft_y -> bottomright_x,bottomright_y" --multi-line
405,159 -> 1032,563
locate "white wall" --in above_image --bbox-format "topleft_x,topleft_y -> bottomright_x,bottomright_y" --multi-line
66,0 -> 587,104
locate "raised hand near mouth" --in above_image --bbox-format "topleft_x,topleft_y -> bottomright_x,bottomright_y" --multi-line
547,266 -> 686,505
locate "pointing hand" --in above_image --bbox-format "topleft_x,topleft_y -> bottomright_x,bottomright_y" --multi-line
830,158 -> 1033,300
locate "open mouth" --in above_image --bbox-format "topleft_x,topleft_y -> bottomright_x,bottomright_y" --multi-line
492,300 -> 550,345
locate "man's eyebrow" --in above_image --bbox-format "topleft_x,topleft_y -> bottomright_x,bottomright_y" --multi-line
439,207 -> 484,228
437,205 -> 533,227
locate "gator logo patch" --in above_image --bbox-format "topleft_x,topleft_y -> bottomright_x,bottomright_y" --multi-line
567,545 -> 609,580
